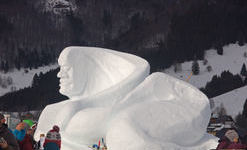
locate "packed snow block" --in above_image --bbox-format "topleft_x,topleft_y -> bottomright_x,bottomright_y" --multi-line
34,46 -> 150,146
107,72 -> 214,150
34,46 -> 217,150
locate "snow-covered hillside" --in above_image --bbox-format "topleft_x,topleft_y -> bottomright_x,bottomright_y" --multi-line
0,64 -> 58,97
164,43 -> 247,88
211,85 -> 247,118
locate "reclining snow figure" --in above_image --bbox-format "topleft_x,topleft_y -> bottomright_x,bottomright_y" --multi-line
35,47 -> 217,150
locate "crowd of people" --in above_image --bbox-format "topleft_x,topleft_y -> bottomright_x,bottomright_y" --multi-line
0,113 -> 61,150
1,112 -> 247,150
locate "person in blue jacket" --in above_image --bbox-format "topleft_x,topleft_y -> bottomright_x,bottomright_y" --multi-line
13,122 -> 27,142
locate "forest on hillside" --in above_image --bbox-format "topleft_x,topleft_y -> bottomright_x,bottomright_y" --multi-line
0,0 -> 247,72
1,0 -> 247,111
0,64 -> 247,111
0,68 -> 67,111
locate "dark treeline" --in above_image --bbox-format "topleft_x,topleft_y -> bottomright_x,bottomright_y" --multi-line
200,71 -> 247,98
0,68 -> 67,111
138,0 -> 247,71
0,0 -> 74,70
1,0 -> 247,72
235,98 -> 247,130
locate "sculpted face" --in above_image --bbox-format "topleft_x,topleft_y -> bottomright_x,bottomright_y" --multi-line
57,46 -> 137,98
57,49 -> 87,98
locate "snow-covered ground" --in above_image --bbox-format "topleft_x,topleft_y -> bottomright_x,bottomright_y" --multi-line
0,64 -> 58,97
211,85 -> 247,118
164,43 -> 247,88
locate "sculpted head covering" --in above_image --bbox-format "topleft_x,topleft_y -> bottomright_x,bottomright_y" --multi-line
57,47 -> 136,98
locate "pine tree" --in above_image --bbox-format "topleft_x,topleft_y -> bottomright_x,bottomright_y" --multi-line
14,58 -> 21,70
0,61 -> 3,71
235,98 -> 247,128
244,77 -> 247,85
235,113 -> 247,128
218,103 -> 227,117
216,46 -> 223,55
32,73 -> 39,88
3,61 -> 9,73
192,59 -> 200,75
243,98 -> 247,118
240,63 -> 247,77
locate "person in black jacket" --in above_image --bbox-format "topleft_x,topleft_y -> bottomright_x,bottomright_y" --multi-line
0,113 -> 19,150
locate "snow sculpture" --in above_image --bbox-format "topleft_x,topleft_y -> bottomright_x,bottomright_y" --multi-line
34,47 -> 217,150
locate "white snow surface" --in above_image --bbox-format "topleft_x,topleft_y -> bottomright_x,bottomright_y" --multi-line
212,85 -> 247,118
35,47 -> 217,150
164,43 -> 247,88
0,64 -> 58,97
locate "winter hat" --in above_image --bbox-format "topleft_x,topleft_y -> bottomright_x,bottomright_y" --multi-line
53,125 -> 60,132
44,125 -> 61,148
23,119 -> 34,128
225,129 -> 239,142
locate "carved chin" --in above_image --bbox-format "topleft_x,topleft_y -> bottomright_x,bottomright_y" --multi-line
59,87 -> 81,97
59,87 -> 73,96
59,88 -> 68,96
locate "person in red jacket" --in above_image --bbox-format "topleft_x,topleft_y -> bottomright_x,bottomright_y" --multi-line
216,129 -> 246,150
18,128 -> 35,150
43,125 -> 61,150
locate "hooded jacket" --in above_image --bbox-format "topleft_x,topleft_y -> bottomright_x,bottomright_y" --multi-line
18,134 -> 34,150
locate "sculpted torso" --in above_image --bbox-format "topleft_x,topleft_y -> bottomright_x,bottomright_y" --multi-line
35,47 -> 217,150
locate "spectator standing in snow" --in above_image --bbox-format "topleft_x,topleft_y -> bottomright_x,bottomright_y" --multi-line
0,113 -> 19,150
38,134 -> 45,150
0,114 -> 12,134
18,128 -> 34,150
216,129 -> 246,150
13,122 -> 26,142
43,125 -> 61,150
0,115 -> 6,125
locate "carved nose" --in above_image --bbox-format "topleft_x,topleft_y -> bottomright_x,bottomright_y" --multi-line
57,69 -> 69,78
